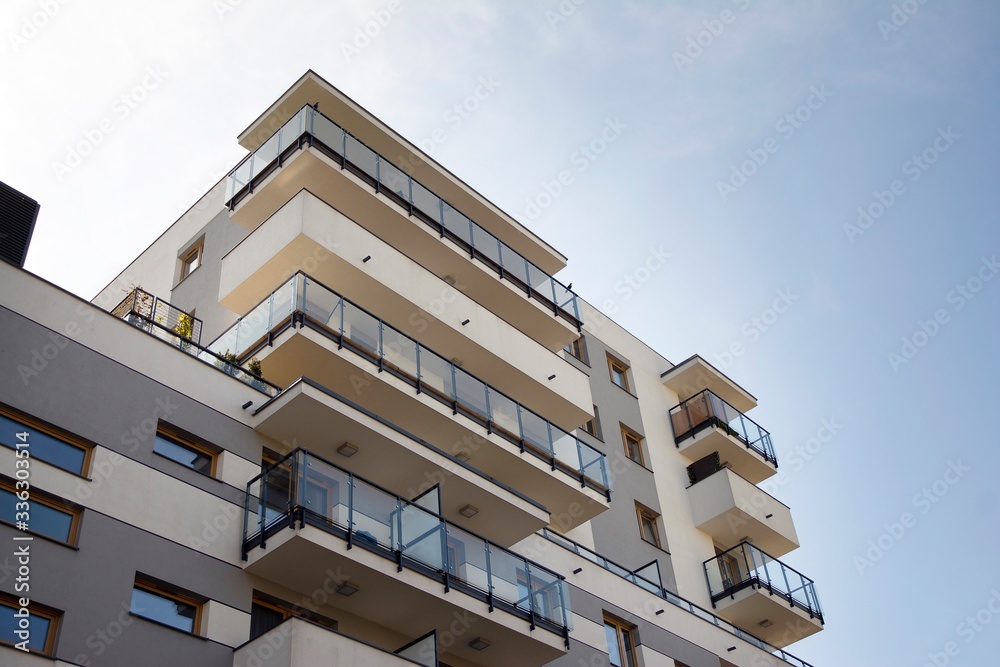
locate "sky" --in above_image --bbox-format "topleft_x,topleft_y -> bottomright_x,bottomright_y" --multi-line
3,1 -> 999,665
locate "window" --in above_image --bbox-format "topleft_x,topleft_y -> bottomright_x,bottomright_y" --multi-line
179,243 -> 203,280
582,405 -> 602,439
564,336 -> 587,363
0,409 -> 91,476
130,579 -> 202,634
153,430 -> 215,476
636,504 -> 661,548
608,356 -> 630,393
604,616 -> 636,667
1,592 -> 60,655
0,479 -> 81,545
621,426 -> 645,466
250,593 -> 337,640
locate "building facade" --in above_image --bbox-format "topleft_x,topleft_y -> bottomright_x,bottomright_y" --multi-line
1,71 -> 823,667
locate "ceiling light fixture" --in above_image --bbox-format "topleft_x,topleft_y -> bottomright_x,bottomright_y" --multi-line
337,442 -> 358,457
459,504 -> 479,518
468,637 -> 490,651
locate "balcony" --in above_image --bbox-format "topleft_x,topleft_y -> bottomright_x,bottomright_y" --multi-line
537,530 -> 817,667
660,355 -> 757,413
111,288 -> 280,396
669,390 -> 777,483
242,449 -> 571,665
233,617 -> 436,667
705,542 -> 823,648
223,104 -> 581,340
686,462 -> 798,557
210,273 -> 610,524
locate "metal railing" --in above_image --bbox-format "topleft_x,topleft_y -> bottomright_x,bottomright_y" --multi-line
669,389 -> 777,465
224,104 -> 581,328
112,288 -> 280,396
539,529 -> 817,667
243,448 -> 572,639
208,272 -> 610,496
705,541 -> 823,622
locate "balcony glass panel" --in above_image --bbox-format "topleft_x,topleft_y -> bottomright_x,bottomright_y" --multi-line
500,244 -> 529,284
410,180 -> 440,223
312,112 -> 344,153
210,274 -> 608,493
454,367 -> 488,421
705,542 -> 822,621
418,351 -> 455,401
669,389 -> 777,465
487,389 -> 520,437
444,526 -> 490,593
442,202 -> 473,246
488,547 -> 530,613
345,134 -> 378,182
226,105 -> 582,327
352,477 -> 397,549
382,328 -> 420,379
379,159 -> 411,203
472,224 -> 501,267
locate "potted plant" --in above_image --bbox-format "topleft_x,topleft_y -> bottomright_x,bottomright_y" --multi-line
173,313 -> 195,352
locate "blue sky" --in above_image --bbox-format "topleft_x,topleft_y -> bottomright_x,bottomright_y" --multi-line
3,1 -> 999,665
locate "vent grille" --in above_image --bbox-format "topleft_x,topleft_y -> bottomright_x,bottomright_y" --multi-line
0,181 -> 40,268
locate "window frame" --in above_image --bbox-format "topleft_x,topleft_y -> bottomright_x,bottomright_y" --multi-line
607,356 -> 631,393
564,336 -> 588,364
0,406 -> 93,477
0,591 -> 61,655
621,425 -> 645,467
250,592 -> 337,640
0,477 -> 82,546
636,504 -> 661,548
179,242 -> 203,281
582,405 -> 602,440
130,577 -> 204,635
604,615 -> 637,667
153,428 -> 218,478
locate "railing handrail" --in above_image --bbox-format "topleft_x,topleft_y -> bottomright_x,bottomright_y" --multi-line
209,271 -> 609,494
114,294 -> 279,395
248,447 -> 566,584
539,529 -> 817,667
223,103 -> 580,327
707,540 -> 817,586
671,388 -> 770,437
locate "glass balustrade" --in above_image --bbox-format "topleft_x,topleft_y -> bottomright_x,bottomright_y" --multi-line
209,272 -> 610,496
243,449 -> 572,634
705,541 -> 823,621
225,104 -> 581,327
669,389 -> 777,465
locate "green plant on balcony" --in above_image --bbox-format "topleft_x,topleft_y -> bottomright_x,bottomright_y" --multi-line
173,313 -> 194,351
215,349 -> 239,375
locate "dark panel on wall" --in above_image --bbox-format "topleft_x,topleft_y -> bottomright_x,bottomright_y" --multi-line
0,180 -> 40,268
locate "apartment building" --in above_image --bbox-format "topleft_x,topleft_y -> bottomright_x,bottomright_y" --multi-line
0,71 -> 823,667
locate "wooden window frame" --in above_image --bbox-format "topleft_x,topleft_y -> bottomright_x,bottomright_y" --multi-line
179,243 -> 203,281
564,336 -> 587,363
621,425 -> 645,467
0,406 -> 94,477
251,593 -> 337,633
0,477 -> 82,546
582,405 -> 602,440
607,356 -> 631,393
604,614 -> 637,667
131,577 -> 204,635
636,504 -> 661,548
153,427 -> 218,478
0,591 -> 61,655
